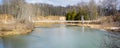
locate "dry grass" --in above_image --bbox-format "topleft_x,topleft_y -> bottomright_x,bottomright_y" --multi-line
0,14 -> 34,36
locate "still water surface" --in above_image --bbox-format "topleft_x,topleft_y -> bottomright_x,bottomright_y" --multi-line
0,24 -> 120,48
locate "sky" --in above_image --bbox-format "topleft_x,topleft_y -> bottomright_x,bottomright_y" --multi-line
26,0 -> 100,6
0,0 -> 100,6
0,0 -> 2,5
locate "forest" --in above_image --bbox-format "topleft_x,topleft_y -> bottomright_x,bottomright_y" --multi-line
0,0 -> 120,21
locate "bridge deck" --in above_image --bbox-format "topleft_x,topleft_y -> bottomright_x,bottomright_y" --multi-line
32,20 -> 98,22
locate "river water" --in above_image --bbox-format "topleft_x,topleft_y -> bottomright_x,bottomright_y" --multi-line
0,24 -> 120,48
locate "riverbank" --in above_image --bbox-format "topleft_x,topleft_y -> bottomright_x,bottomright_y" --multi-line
66,23 -> 120,32
81,24 -> 119,32
34,22 -> 120,32
0,29 -> 32,36
77,16 -> 120,32
0,22 -> 34,37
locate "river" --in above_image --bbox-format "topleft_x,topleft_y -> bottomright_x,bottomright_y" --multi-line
0,24 -> 120,48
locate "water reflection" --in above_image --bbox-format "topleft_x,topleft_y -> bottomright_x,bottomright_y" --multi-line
82,26 -> 84,32
2,36 -> 29,48
0,38 -> 3,48
0,24 -> 120,48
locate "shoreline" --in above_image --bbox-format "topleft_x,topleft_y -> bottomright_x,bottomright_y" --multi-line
34,22 -> 120,32
0,22 -> 119,37
0,22 -> 34,37
0,29 -> 33,37
80,24 -> 120,32
66,23 -> 120,32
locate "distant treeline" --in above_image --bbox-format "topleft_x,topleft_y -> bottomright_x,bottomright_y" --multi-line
0,0 -> 120,20
66,0 -> 120,20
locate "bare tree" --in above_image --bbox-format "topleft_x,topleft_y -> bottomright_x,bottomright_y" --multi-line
88,0 -> 98,20
102,0 -> 118,16
2,0 -> 37,23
